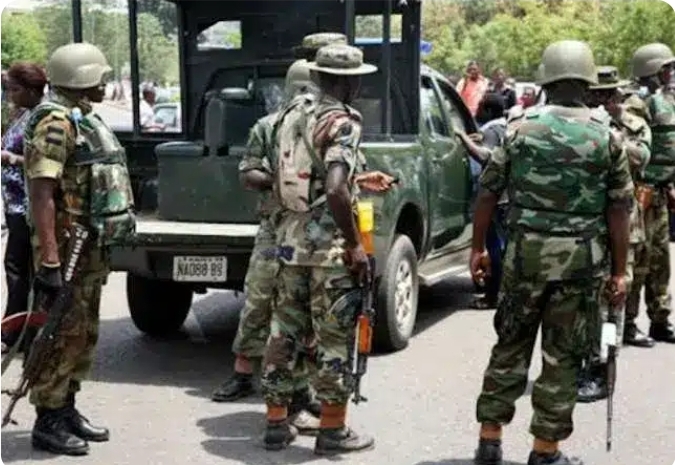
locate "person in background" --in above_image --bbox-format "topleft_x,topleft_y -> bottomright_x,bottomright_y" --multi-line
1,62 -> 48,353
140,84 -> 156,129
490,68 -> 517,111
457,60 -> 490,117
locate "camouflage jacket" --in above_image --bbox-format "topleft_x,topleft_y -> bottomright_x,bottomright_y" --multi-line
274,93 -> 364,268
481,104 -> 634,281
23,91 -> 114,276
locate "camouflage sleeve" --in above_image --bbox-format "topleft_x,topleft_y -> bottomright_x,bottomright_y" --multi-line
238,120 -> 268,174
623,95 -> 650,123
316,113 -> 362,174
607,132 -> 635,204
24,112 -> 74,180
629,119 -> 652,174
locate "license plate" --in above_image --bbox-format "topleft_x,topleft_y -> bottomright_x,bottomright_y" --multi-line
172,256 -> 227,282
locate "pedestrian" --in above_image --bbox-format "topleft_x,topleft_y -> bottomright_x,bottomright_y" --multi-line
457,60 -> 490,117
577,65 -> 652,403
1,62 -> 48,353
490,68 -> 517,111
470,40 -> 633,465
261,43 -> 377,455
623,42 -> 675,344
23,42 -> 135,455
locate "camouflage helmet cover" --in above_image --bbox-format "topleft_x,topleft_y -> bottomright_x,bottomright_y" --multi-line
537,40 -> 597,86
631,43 -> 675,78
47,42 -> 112,90
589,65 -> 631,90
285,59 -> 313,95
307,44 -> 378,76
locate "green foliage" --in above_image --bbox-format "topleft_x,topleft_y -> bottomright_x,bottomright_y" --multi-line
422,0 -> 675,79
1,13 -> 47,68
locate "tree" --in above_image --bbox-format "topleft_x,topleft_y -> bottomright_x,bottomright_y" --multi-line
137,13 -> 179,85
33,6 -> 73,58
1,13 -> 48,69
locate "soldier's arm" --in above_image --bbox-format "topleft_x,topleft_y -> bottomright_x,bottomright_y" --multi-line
457,130 -> 492,166
625,118 -> 652,175
323,117 -> 361,248
25,114 -> 74,265
239,121 -> 274,191
606,133 -> 634,278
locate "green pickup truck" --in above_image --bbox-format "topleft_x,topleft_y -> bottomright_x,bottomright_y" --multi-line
112,0 -> 478,351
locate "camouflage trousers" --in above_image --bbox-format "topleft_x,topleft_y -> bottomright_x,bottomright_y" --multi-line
233,221 -> 316,391
476,270 -> 602,441
626,194 -> 672,324
261,264 -> 358,406
29,275 -> 104,409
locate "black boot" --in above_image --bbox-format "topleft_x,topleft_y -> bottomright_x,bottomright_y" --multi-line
577,364 -> 607,403
527,451 -> 583,465
314,427 -> 375,456
649,321 -> 675,343
623,322 -> 655,347
474,438 -> 503,465
263,420 -> 297,451
32,407 -> 89,456
64,393 -> 110,442
211,372 -> 255,402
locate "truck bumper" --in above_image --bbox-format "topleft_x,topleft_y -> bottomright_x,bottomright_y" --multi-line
110,218 -> 259,289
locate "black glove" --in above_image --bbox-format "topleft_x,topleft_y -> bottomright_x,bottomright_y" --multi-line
34,264 -> 63,298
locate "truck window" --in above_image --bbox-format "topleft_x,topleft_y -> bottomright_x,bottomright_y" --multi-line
436,80 -> 468,134
421,77 -> 449,138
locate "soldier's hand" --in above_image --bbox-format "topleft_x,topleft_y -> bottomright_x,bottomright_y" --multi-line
470,248 -> 491,286
34,264 -> 63,299
355,171 -> 397,193
605,275 -> 626,307
345,244 -> 370,284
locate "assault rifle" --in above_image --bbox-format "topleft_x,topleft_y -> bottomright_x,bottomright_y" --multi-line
351,256 -> 375,405
601,294 -> 619,452
1,224 -> 89,428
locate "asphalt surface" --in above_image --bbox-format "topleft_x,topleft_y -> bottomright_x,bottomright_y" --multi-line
1,242 -> 674,465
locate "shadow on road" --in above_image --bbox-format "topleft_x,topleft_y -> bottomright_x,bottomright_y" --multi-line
197,411 -> 324,464
415,460 -> 526,465
0,430 -> 55,463
414,275 -> 481,336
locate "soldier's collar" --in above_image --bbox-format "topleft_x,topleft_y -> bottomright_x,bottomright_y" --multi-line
50,90 -> 93,116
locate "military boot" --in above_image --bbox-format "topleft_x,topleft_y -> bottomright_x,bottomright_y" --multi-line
649,321 -> 675,343
64,393 -> 110,442
577,364 -> 607,403
263,420 -> 298,451
527,450 -> 583,465
211,372 -> 255,402
314,427 -> 375,456
474,438 -> 503,465
32,407 -> 89,456
623,322 -> 655,347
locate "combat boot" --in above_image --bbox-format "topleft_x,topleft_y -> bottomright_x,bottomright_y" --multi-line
64,393 -> 110,442
527,450 -> 583,465
314,427 -> 375,455
474,438 -> 503,465
263,420 -> 297,451
32,407 -> 89,456
577,364 -> 607,403
211,372 -> 255,402
623,322 -> 655,347
649,321 -> 675,343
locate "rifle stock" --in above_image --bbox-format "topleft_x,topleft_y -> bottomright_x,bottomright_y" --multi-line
1,224 -> 89,428
351,256 -> 375,405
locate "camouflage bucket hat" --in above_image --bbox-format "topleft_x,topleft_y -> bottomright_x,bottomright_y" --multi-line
307,44 -> 378,76
589,66 -> 631,90
292,32 -> 347,58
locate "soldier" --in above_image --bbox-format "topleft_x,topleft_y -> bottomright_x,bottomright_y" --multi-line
470,41 -> 633,465
260,44 -> 377,455
578,66 -> 652,403
623,43 -> 675,345
23,42 -> 135,455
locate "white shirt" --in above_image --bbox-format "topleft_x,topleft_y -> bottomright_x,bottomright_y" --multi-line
140,99 -> 154,127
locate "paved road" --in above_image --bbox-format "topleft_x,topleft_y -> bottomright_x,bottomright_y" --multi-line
1,250 -> 674,465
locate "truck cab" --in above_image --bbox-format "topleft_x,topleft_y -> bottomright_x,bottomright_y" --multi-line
111,0 -> 478,351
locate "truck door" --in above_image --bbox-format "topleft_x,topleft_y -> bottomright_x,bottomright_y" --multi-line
420,76 -> 468,253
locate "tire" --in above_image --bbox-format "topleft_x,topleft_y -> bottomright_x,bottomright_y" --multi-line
373,234 -> 419,352
126,274 -> 193,337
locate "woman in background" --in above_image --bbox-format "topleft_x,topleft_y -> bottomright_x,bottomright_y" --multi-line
1,62 -> 47,353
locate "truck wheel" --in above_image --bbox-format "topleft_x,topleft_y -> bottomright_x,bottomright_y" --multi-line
374,234 -> 419,352
126,274 -> 193,337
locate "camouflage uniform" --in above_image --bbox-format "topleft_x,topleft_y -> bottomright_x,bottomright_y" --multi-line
624,43 -> 675,344
261,44 -> 376,455
473,41 -> 634,465
23,42 -> 134,456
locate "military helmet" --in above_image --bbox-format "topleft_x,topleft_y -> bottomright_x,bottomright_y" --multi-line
285,59 -> 313,94
307,44 -> 378,76
631,43 -> 675,78
47,42 -> 112,90
589,66 -> 631,90
536,40 -> 597,86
